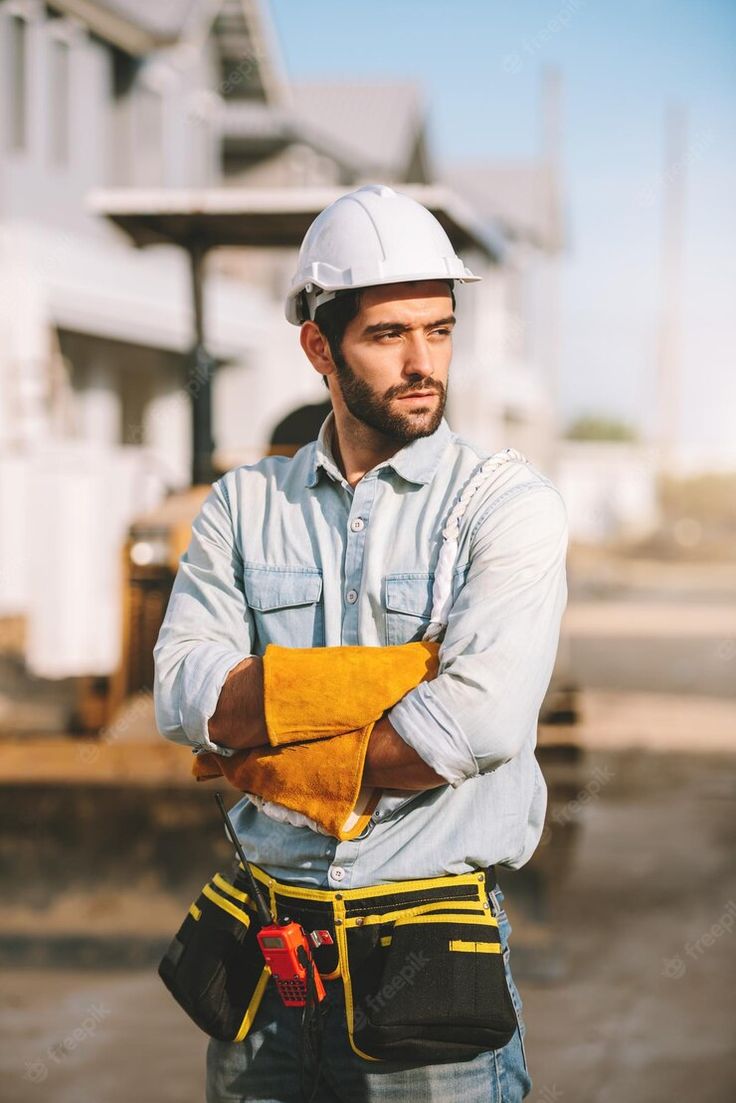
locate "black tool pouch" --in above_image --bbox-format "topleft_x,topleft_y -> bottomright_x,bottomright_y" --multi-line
158,871 -> 270,1042
343,905 -> 518,1063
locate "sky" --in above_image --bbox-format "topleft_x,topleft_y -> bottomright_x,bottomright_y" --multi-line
269,0 -> 736,463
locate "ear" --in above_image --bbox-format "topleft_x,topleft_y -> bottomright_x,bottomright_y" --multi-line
300,321 -> 335,384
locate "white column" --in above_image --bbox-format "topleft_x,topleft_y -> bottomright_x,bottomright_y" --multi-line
77,357 -> 121,446
145,384 -> 191,489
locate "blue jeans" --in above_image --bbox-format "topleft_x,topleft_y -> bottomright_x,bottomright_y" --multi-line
206,885 -> 531,1102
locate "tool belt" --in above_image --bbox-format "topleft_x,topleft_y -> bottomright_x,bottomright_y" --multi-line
159,863 -> 518,1063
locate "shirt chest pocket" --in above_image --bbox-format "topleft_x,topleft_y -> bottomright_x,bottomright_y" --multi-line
383,566 -> 469,646
242,566 -> 324,650
383,574 -> 434,646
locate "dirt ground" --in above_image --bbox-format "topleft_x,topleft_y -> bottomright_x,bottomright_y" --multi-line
518,749 -> 736,1103
1,748 -> 734,1103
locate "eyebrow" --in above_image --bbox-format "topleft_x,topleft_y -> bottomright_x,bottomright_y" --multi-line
362,314 -> 457,337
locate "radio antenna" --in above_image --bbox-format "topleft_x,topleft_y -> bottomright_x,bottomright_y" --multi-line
214,793 -> 273,926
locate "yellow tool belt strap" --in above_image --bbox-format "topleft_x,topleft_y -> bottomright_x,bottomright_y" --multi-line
240,862 -> 496,976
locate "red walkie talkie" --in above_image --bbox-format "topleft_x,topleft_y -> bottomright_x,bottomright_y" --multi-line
215,794 -> 328,1008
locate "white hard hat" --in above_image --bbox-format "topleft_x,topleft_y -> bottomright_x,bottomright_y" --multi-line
285,184 -> 481,325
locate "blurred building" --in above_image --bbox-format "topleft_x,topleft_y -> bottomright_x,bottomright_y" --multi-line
555,441 -> 660,544
0,0 -> 563,684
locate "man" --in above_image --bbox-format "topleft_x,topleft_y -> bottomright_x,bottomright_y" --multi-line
154,184 -> 568,1102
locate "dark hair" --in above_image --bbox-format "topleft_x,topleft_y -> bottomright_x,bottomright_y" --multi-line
310,283 -> 456,389
312,290 -> 363,388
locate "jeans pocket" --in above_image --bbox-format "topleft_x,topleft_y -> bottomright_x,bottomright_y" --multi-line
502,945 -> 529,1075
502,948 -> 525,1028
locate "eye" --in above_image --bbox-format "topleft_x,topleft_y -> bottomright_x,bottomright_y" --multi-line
376,331 -> 402,342
430,327 -> 452,338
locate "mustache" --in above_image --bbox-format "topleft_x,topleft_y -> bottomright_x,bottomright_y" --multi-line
391,382 -> 444,398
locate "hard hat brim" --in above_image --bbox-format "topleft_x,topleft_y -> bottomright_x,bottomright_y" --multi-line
285,269 -> 481,325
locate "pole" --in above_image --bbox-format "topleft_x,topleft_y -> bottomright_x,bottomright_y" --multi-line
656,104 -> 686,473
188,241 -> 215,485
540,66 -> 564,476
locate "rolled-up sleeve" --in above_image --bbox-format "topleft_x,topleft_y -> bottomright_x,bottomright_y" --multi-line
387,482 -> 568,786
153,477 -> 254,754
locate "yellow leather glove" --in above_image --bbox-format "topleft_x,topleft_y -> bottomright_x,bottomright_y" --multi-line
195,723 -> 377,839
263,640 -> 439,745
193,640 -> 440,839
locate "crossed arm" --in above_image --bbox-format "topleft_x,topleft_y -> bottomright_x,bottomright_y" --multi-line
208,655 -> 447,791
154,475 -> 568,794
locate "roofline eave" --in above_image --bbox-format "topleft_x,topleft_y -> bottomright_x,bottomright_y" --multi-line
46,0 -> 180,55
87,184 -> 505,262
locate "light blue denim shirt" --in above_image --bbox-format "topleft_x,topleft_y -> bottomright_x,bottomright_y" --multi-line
153,412 -> 568,889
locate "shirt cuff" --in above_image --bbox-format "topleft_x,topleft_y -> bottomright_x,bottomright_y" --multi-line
387,681 -> 479,787
180,644 -> 250,756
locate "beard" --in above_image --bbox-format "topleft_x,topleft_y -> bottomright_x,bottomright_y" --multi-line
331,345 -> 447,444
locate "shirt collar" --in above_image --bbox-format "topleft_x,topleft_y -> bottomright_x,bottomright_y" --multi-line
305,410 -> 452,488
305,411 -> 345,488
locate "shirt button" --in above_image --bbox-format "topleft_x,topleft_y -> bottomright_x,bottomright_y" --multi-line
350,518 -> 364,532
346,589 -> 358,604
330,866 -> 345,882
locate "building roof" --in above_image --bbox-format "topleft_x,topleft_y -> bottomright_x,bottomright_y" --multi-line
290,80 -> 432,183
46,0 -> 288,107
220,102 -> 294,144
220,101 -> 393,181
442,160 -> 564,252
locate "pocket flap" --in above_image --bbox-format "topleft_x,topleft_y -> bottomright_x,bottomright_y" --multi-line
384,575 -> 433,617
243,568 -> 322,612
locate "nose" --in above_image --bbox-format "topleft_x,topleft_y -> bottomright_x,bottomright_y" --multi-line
402,333 -> 435,382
